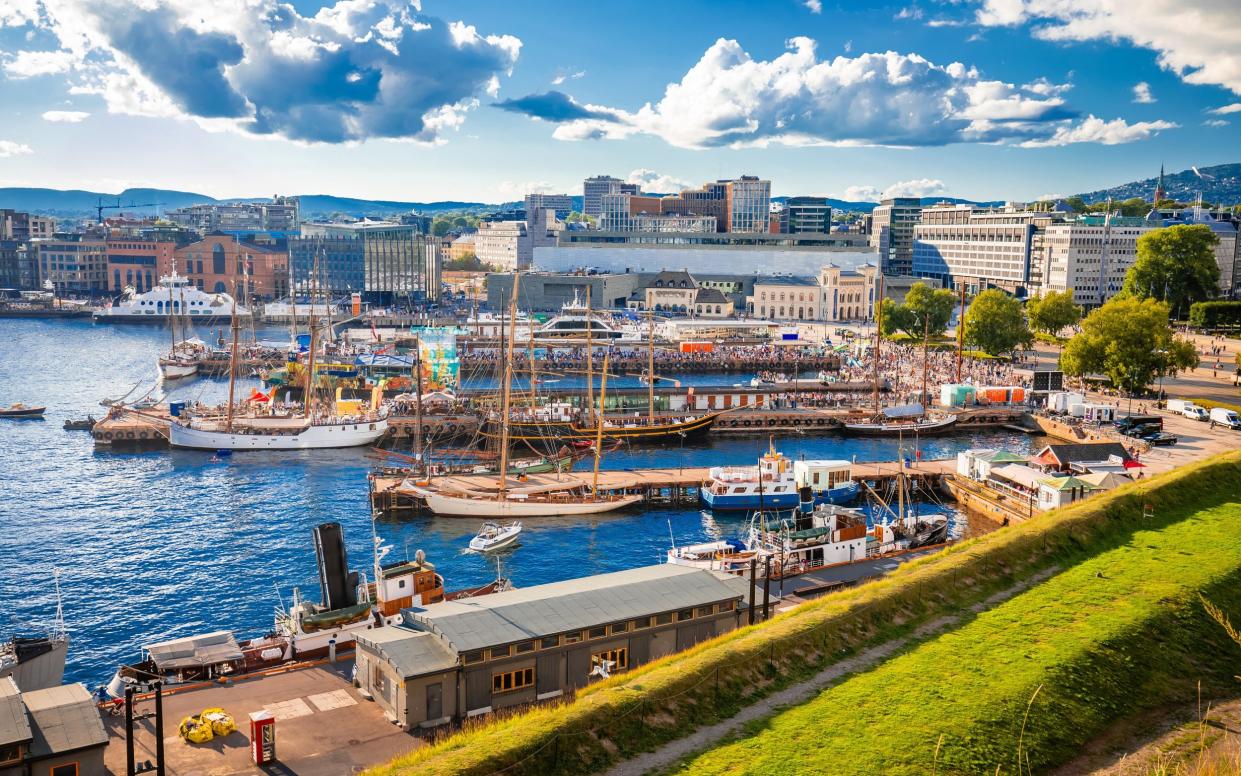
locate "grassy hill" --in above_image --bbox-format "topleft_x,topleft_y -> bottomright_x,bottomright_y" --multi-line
1075,163 -> 1241,205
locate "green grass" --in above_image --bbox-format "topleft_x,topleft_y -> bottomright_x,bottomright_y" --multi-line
369,452 -> 1241,776
671,497 -> 1241,775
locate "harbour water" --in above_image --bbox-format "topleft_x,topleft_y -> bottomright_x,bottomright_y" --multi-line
0,319 -> 1047,687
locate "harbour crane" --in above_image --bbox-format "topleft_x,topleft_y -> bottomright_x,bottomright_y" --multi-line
95,197 -> 165,224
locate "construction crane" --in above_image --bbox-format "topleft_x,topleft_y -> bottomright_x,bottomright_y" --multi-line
95,197 -> 165,224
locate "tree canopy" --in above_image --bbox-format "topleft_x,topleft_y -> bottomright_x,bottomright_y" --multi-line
1059,297 -> 1198,394
1122,224 -> 1220,314
1025,290 -> 1082,335
880,282 -> 956,339
962,289 -> 1031,356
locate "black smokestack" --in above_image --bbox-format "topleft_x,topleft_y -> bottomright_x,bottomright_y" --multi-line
313,522 -> 355,610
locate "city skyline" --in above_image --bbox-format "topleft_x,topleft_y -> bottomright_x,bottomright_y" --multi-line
0,1 -> 1238,203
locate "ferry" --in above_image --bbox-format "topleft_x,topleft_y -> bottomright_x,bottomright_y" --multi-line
701,444 -> 858,511
531,293 -> 642,341
93,273 -> 251,323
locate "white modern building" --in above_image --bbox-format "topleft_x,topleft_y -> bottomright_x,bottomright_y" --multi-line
870,198 -> 922,275
912,205 -> 1056,296
475,209 -> 563,271
583,176 -> 640,217
1041,217 -> 1156,308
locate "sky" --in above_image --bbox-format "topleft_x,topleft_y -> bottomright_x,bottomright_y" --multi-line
0,0 -> 1238,204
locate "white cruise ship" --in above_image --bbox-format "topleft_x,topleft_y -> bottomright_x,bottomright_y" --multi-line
94,273 -> 251,323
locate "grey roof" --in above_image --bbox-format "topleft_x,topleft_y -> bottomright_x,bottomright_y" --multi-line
404,565 -> 745,653
144,630 -> 243,671
694,287 -> 729,304
355,627 -> 458,679
755,275 -> 818,287
649,269 -> 698,289
1038,443 -> 1131,465
0,677 -> 31,747
22,683 -> 106,757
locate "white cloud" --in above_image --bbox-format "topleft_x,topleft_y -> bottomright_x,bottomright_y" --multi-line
845,178 -> 948,201
1,0 -> 521,144
895,7 -> 923,20
550,69 -> 584,86
1132,81 -> 1155,103
1018,114 -> 1177,147
1204,118 -> 1229,127
1209,103 -> 1241,114
3,49 -> 74,77
1035,193 -> 1066,200
625,168 -> 690,193
0,140 -> 33,157
975,0 -> 1241,96
803,0 -> 822,13
520,37 -> 1163,150
496,180 -> 557,199
551,74 -> 565,85
41,109 -> 89,122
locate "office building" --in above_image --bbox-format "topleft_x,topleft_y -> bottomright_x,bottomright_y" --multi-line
912,205 -> 1058,296
1041,217 -> 1156,308
448,233 -> 477,261
106,238 -> 177,293
1145,208 -> 1241,298
598,193 -> 716,232
35,238 -> 109,297
353,564 -> 748,730
779,197 -> 832,234
301,221 -> 438,303
173,233 -> 288,301
870,198 -> 922,275
524,193 -> 574,219
475,209 -> 562,272
167,195 -> 300,234
582,176 -> 639,217
287,234 -> 366,297
0,210 -> 54,241
724,176 -> 771,233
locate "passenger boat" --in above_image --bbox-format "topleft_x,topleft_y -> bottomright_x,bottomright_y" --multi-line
469,521 -> 522,552
701,443 -> 858,511
0,404 -> 45,418
107,523 -> 508,695
531,292 -> 634,341
93,273 -> 250,323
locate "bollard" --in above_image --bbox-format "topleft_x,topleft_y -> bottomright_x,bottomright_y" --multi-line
328,637 -> 337,663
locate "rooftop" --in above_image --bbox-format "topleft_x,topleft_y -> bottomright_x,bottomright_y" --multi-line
355,626 -> 458,679
22,683 -> 107,758
0,676 -> 31,747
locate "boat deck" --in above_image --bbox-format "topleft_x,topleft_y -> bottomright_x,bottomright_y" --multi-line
102,661 -> 419,776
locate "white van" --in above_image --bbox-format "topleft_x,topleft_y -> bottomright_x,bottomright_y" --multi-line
1209,407 -> 1241,430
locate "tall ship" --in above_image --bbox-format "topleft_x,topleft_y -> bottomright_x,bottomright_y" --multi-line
93,273 -> 251,323
701,444 -> 858,511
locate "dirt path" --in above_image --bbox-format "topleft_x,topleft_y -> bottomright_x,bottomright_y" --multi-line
603,565 -> 1062,776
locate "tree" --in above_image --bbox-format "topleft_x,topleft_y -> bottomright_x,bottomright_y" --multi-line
879,282 -> 955,339
1025,290 -> 1082,335
962,289 -> 1032,356
431,219 -> 453,237
442,252 -> 491,272
1122,224 -> 1220,315
879,298 -> 914,338
1059,297 -> 1198,395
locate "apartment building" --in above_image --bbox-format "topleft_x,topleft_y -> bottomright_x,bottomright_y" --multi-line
1041,217 -> 1156,308
582,176 -> 639,217
524,193 -> 574,219
167,195 -> 300,233
36,238 -> 109,296
0,210 -> 54,241
870,198 -> 922,275
474,208 -> 562,272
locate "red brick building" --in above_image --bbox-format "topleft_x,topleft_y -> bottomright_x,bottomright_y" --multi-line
173,233 -> 288,301
106,239 -> 176,293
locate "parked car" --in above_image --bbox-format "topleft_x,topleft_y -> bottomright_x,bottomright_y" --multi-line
1142,431 -> 1179,446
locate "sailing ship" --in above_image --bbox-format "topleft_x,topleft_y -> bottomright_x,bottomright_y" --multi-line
157,284 -> 208,379
701,442 -> 858,511
93,273 -> 250,323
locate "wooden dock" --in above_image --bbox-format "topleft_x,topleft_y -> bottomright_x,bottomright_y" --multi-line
370,458 -> 956,517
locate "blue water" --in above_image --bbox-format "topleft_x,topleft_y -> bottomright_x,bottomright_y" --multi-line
0,319 -> 1044,688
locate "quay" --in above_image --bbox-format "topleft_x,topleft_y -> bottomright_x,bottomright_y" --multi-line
369,459 -> 957,517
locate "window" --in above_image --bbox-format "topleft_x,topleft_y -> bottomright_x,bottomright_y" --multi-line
462,650 -> 485,665
609,621 -> 629,635
212,244 -> 226,275
489,645 -> 512,659
591,647 -> 628,672
51,765 -> 79,776
697,606 -> 714,618
515,641 -> 535,654
677,609 -> 694,622
655,612 -> 672,626
563,631 -> 582,644
540,635 -> 559,649
0,744 -> 21,767
492,667 -> 534,694
719,600 -> 735,612
631,617 -> 651,630
588,626 -> 607,640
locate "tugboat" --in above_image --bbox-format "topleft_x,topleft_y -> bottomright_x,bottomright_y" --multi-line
701,442 -> 858,511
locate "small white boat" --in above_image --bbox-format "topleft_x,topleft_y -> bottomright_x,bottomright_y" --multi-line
469,521 -> 523,552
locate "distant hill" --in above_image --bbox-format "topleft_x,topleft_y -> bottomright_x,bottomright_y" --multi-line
1074,163 -> 1241,205
0,187 -> 494,219
772,196 -> 1004,213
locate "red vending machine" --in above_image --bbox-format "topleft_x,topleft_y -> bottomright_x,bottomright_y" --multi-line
249,710 -> 276,765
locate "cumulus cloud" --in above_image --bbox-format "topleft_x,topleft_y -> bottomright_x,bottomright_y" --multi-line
0,0 -> 521,144
844,178 -> 948,202
3,49 -> 75,77
1132,81 -> 1155,103
1209,103 -> 1241,114
625,168 -> 690,193
498,36 -> 1169,150
895,7 -> 923,20
975,0 -> 1241,96
1204,119 -> 1229,127
496,180 -> 557,198
0,140 -> 33,157
1018,114 -> 1177,147
803,0 -> 822,13
41,110 -> 89,122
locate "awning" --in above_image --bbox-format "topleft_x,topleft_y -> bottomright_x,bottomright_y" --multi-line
144,631 -> 243,670
882,403 -> 925,419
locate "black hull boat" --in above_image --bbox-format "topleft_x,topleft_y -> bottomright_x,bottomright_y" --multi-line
0,404 -> 46,419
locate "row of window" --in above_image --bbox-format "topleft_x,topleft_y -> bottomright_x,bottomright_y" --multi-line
490,647 -> 631,696
461,601 -> 735,666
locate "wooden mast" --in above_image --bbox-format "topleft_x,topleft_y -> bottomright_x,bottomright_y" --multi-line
304,250 -> 320,421
591,349 -> 610,499
955,283 -> 966,383
225,292 -> 240,433
497,274 -> 520,498
873,274 -> 884,415
413,333 -> 423,476
585,286 -> 594,426
921,313 -> 930,408
647,311 -> 655,423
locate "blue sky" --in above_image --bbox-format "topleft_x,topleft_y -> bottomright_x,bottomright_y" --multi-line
0,0 -> 1237,203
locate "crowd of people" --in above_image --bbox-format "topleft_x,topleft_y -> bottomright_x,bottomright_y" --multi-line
834,343 -> 1025,406
459,344 -> 841,374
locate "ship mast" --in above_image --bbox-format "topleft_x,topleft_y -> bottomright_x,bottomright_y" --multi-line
647,310 -> 655,423
592,349 -> 610,500
304,250 -> 320,421
873,274 -> 884,416
955,284 -> 966,383
585,286 -> 594,426
413,332 -> 424,477
920,313 -> 930,408
497,274 -> 520,499
225,292 -> 240,432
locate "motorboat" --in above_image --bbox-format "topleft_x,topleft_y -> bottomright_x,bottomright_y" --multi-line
93,273 -> 251,323
0,404 -> 45,418
469,521 -> 523,552
533,293 -> 631,341
701,443 -> 858,511
666,539 -> 762,574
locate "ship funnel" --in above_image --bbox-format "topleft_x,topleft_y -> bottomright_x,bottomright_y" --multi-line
313,522 -> 357,611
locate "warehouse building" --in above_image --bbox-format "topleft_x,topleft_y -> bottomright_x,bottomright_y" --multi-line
354,564 -> 751,729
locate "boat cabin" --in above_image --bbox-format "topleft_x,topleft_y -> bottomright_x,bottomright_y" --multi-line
369,558 -> 446,618
792,460 -> 851,493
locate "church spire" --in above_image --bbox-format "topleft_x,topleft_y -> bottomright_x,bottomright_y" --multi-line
1154,163 -> 1166,203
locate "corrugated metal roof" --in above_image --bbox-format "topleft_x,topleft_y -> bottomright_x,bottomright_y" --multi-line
405,565 -> 745,653
0,677 -> 32,747
355,627 -> 458,679
144,631 -> 243,670
22,683 -> 107,757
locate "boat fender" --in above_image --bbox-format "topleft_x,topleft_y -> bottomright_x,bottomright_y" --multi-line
139,431 -> 149,440
126,431 -> 135,440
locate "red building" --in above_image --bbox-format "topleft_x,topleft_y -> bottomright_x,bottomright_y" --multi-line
106,239 -> 176,293
173,233 -> 288,301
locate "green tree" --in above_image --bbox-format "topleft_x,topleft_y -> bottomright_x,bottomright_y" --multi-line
1025,290 -> 1082,335
1060,296 -> 1198,395
879,298 -> 914,338
882,283 -> 956,338
1122,224 -> 1220,315
431,219 -> 453,237
962,289 -> 1032,356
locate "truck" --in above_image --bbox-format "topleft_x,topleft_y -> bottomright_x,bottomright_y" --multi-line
1167,399 -> 1210,421
1209,407 -> 1241,430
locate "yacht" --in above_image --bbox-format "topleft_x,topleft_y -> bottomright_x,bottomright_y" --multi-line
94,273 -> 251,323
533,293 -> 631,340
701,444 -> 859,511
